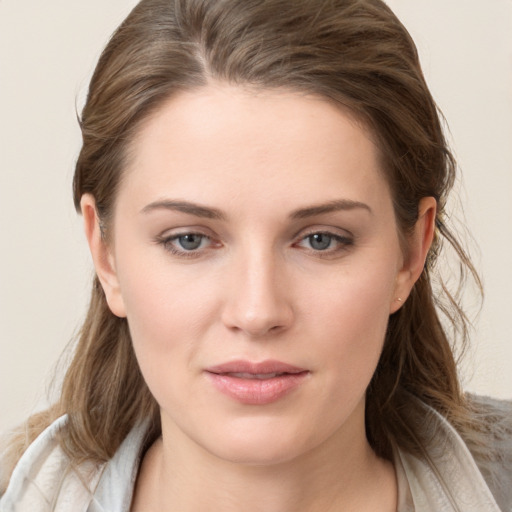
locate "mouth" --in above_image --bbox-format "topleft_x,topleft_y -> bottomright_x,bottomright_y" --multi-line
205,360 -> 309,405
218,372 -> 296,379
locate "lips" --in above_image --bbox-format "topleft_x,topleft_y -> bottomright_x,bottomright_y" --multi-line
222,372 -> 288,379
205,360 -> 309,405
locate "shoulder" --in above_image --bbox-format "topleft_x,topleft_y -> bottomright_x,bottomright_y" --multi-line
463,394 -> 512,510
0,415 -> 149,512
399,393 -> 511,510
0,416 -> 104,511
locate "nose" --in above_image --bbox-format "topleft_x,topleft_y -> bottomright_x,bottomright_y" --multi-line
221,248 -> 294,338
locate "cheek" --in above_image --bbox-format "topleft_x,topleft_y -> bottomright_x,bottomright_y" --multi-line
118,267 -> 212,411
305,259 -> 397,379
113,245 -> 211,362
305,255 -> 396,331
121,271 -> 215,348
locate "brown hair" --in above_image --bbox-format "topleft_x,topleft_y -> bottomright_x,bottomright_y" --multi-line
1,0 -> 481,488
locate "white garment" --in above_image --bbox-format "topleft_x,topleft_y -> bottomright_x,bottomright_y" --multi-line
1,398 -> 510,512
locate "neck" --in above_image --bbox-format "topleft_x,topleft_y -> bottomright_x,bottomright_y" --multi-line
132,407 -> 397,512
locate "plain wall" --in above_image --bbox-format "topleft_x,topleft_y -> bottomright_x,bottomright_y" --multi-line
0,0 -> 511,434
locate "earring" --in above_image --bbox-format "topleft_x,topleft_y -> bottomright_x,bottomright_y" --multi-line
396,297 -> 403,302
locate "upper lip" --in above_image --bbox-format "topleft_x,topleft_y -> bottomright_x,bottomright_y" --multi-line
205,359 -> 308,375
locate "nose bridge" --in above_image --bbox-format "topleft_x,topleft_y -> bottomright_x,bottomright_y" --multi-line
222,238 -> 292,336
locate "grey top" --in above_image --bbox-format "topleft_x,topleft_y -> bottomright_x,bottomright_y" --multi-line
1,396 -> 511,511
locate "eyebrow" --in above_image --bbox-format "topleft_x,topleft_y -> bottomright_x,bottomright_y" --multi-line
140,198 -> 372,220
289,199 -> 372,219
141,200 -> 227,220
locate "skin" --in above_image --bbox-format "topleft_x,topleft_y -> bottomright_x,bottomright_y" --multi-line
82,84 -> 436,512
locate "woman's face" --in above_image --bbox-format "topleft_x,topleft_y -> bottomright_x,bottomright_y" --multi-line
88,85 -> 426,465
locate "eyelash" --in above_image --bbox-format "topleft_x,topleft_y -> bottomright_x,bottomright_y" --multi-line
155,230 -> 354,259
295,231 -> 354,257
155,232 -> 215,259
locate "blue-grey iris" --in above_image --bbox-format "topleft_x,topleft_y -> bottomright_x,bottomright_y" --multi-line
178,234 -> 203,250
309,233 -> 331,250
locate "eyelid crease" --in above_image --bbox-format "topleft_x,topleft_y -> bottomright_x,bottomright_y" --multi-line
155,231 -> 212,244
290,223 -> 354,241
297,232 -> 354,246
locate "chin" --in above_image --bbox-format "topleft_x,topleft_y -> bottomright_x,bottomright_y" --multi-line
197,417 -> 313,467
208,440 -> 305,467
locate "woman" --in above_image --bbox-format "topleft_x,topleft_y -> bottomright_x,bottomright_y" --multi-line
1,0 -> 511,510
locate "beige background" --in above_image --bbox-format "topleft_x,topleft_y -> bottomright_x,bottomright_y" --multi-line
1,1 -> 511,434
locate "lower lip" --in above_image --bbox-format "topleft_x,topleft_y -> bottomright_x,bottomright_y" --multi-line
205,372 -> 309,405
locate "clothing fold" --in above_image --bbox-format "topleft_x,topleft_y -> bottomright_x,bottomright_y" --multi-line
1,396 -> 511,511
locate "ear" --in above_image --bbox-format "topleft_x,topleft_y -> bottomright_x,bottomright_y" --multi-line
390,197 -> 437,314
81,194 -> 127,318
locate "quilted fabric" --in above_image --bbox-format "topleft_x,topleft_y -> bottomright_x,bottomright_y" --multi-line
1,397 -> 510,511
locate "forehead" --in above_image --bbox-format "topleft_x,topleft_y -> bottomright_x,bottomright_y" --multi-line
120,84 -> 391,215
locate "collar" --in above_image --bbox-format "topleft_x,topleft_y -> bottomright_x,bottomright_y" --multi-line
395,401 -> 502,512
1,401 -> 503,512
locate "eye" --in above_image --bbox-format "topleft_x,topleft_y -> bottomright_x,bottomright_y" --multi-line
156,231 -> 215,257
295,231 -> 354,255
307,233 -> 334,251
175,234 -> 206,251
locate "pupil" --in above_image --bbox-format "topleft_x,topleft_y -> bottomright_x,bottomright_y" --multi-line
310,234 -> 331,250
179,234 -> 202,250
